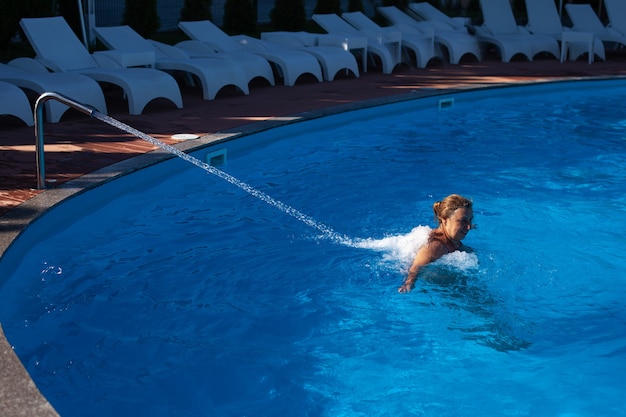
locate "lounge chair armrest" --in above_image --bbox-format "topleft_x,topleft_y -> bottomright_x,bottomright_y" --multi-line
29,57 -> 66,72
414,20 -> 441,33
395,23 -> 435,39
92,52 -> 124,68
383,30 -> 403,42
175,40 -> 220,57
380,27 -> 401,34
232,35 -> 267,52
391,22 -> 425,35
605,27 -> 623,37
473,25 -> 494,36
289,32 -> 320,46
8,57 -> 52,73
390,23 -> 412,33
425,19 -> 457,32
561,31 -> 594,42
149,40 -> 190,60
93,50 -> 155,68
317,34 -> 368,51
605,23 -> 625,36
316,34 -> 349,48
361,29 -> 402,44
450,16 -> 471,29
260,32 -> 306,48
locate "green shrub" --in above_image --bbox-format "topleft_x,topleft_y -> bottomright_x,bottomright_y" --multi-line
347,0 -> 364,13
223,0 -> 257,35
123,0 -> 161,38
180,0 -> 213,21
270,0 -> 306,31
1,0 -> 52,49
381,0 -> 409,8
314,0 -> 341,14
19,0 -> 55,17
58,0 -> 82,38
0,1 -> 22,48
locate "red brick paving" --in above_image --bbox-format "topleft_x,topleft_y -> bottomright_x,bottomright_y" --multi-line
2,54 -> 626,217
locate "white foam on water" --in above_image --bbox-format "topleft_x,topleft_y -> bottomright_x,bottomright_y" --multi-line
435,249 -> 479,271
352,225 -> 431,263
352,225 -> 479,271
94,111 -> 479,274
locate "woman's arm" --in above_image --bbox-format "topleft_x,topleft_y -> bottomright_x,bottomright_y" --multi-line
398,240 -> 448,293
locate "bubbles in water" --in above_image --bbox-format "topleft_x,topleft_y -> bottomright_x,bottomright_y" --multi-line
40,262 -> 62,282
352,225 -> 431,263
352,225 -> 479,272
435,250 -> 479,271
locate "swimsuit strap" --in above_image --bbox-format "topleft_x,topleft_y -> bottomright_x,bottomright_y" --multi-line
429,234 -> 452,253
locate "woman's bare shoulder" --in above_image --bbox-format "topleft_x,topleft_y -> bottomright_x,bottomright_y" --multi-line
421,238 -> 449,259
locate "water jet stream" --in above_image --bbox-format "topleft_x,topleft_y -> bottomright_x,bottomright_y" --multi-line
93,112 -> 354,245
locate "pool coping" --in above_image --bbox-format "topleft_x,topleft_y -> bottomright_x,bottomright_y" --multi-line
0,74 -> 622,416
0,86 -> 457,260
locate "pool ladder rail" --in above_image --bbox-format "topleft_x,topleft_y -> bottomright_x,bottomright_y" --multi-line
34,91 -> 101,190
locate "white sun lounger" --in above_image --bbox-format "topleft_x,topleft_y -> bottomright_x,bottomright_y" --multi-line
233,34 -> 355,82
174,38 -> 275,87
94,25 -> 249,100
407,2 -> 472,33
376,6 -> 482,64
312,13 -> 401,74
259,31 -> 360,80
0,80 -> 34,126
341,11 -> 440,69
476,0 -> 560,62
566,3 -> 626,50
0,59 -> 107,123
20,16 -> 182,115
178,20 -> 322,86
605,0 -> 626,37
230,34 -> 324,85
176,21 -> 274,87
525,0 -> 604,63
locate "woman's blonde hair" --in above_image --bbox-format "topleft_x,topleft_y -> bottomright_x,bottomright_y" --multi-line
433,194 -> 472,225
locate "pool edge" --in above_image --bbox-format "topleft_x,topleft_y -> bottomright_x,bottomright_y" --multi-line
0,75 -> 620,417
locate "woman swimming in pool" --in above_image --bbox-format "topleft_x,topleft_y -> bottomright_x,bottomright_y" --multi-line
398,194 -> 474,293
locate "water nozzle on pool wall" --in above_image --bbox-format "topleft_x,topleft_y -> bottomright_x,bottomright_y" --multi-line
206,149 -> 227,167
438,97 -> 455,110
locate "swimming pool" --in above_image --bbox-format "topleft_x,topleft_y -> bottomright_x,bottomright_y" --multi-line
1,79 -> 626,416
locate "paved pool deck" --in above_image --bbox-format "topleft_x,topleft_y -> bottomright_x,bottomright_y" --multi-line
1,52 -> 626,416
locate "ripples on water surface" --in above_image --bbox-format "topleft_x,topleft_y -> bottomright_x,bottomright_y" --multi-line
1,81 -> 626,416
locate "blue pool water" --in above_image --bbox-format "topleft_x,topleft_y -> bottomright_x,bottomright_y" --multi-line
1,80 -> 626,416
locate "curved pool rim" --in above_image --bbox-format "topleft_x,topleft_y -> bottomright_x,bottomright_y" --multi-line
1,75 -> 625,416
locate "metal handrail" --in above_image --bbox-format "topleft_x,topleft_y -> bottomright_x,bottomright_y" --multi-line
34,92 -> 99,190
32,92 -> 347,241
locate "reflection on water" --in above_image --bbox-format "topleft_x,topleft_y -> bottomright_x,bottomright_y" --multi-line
417,265 -> 532,352
360,226 -> 530,352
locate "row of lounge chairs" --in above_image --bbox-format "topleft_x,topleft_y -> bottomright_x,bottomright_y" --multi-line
2,0 -> 625,127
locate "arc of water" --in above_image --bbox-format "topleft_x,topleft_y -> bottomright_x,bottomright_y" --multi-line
93,112 -> 353,244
